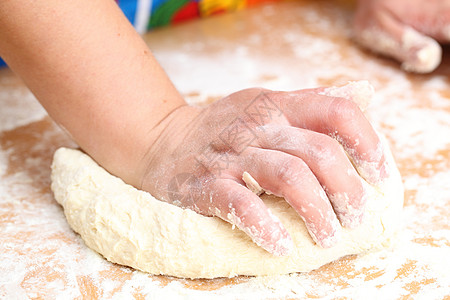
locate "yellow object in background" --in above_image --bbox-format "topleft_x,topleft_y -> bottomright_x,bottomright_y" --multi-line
117,0 -> 284,31
199,0 -> 246,17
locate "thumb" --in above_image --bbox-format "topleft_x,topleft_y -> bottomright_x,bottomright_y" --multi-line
354,9 -> 442,73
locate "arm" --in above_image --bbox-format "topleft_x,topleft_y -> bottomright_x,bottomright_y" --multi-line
0,0 -> 186,187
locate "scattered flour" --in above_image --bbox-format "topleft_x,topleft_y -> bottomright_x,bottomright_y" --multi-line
1,1 -> 449,298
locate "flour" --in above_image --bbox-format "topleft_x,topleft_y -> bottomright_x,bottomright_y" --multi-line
2,1 -> 450,298
0,82 -> 47,131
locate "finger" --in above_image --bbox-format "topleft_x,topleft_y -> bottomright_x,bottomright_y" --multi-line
274,91 -> 388,185
241,147 -> 342,248
429,16 -> 450,43
427,24 -> 450,43
205,178 -> 294,256
299,81 -> 374,111
354,9 -> 442,73
257,125 -> 367,228
317,80 -> 374,112
399,10 -> 450,43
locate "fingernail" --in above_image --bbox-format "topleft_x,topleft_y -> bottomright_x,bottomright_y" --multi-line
264,234 -> 294,257
304,211 -> 342,248
355,159 -> 387,186
319,230 -> 341,248
262,211 -> 294,256
330,191 -> 367,229
316,219 -> 341,248
351,138 -> 390,186
248,226 -> 294,256
235,209 -> 294,256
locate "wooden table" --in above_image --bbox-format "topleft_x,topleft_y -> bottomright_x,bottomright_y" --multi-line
1,1 -> 449,298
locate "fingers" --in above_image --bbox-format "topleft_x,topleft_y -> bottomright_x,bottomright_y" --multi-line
395,8 -> 450,43
415,19 -> 450,43
299,81 -> 374,112
275,89 -> 388,185
354,8 -> 442,73
430,24 -> 450,43
256,125 -> 367,228
323,96 -> 388,185
205,178 -> 294,256
430,17 -> 450,43
241,148 -> 342,248
316,80 -> 374,112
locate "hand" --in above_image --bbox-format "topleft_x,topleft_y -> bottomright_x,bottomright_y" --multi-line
138,82 -> 389,256
353,0 -> 450,73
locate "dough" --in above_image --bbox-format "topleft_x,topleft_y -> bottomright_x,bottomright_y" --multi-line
51,139 -> 403,279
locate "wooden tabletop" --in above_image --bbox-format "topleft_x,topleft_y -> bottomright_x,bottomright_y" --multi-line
1,1 -> 449,298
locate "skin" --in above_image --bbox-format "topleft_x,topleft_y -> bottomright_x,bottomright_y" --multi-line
0,0 -> 443,255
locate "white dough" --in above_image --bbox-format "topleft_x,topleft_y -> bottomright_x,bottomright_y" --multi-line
51,139 -> 403,279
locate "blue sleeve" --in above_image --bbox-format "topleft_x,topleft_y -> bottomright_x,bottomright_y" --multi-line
0,57 -> 7,68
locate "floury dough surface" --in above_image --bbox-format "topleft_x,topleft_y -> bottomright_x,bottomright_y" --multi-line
51,137 -> 403,279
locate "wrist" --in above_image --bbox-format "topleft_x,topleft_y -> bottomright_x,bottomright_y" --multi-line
136,104 -> 203,190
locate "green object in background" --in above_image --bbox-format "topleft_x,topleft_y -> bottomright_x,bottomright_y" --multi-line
149,0 -> 191,28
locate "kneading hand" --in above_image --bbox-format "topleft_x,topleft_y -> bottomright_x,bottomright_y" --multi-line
354,0 -> 450,73
138,82 -> 389,256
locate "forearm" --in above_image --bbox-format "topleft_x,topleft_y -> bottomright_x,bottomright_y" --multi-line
0,0 -> 186,186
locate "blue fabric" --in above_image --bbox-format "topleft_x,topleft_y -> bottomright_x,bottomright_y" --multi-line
0,57 -> 6,68
118,0 -> 138,25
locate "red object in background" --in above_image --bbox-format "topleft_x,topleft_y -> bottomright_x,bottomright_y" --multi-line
172,1 -> 200,24
206,8 -> 226,16
246,0 -> 276,6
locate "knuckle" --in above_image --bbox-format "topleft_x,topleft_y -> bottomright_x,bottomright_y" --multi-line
312,135 -> 343,158
276,158 -> 308,187
328,98 -> 362,126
